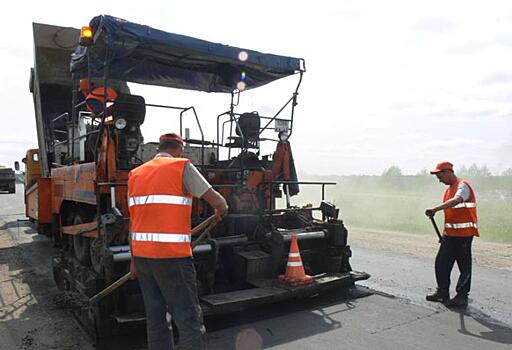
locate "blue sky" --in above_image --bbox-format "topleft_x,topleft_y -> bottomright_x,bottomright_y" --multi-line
0,0 -> 511,175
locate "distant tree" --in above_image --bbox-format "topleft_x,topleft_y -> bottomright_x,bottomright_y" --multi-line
382,166 -> 402,177
458,163 -> 491,177
457,165 -> 468,176
502,168 -> 512,176
416,168 -> 428,176
468,164 -> 480,176
483,165 -> 493,176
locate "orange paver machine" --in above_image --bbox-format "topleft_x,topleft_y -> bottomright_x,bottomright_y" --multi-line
27,15 -> 369,338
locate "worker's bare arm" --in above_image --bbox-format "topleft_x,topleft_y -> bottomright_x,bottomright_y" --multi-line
425,195 -> 463,217
202,188 -> 228,220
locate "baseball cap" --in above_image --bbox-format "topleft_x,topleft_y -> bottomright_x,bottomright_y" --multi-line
430,161 -> 453,174
159,133 -> 184,145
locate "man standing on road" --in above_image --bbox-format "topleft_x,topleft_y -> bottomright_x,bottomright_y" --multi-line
425,161 -> 479,308
128,133 -> 228,350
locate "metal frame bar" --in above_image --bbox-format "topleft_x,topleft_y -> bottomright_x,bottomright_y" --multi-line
262,180 -> 336,223
179,106 -> 205,167
215,71 -> 303,157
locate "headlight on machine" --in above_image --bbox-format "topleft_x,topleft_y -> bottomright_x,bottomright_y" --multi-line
114,117 -> 127,130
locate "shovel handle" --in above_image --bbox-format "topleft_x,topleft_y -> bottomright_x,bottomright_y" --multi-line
192,218 -> 218,248
191,214 -> 217,236
429,217 -> 443,243
89,271 -> 132,305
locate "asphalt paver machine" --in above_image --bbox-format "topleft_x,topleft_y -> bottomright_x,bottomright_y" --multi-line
29,15 -> 369,338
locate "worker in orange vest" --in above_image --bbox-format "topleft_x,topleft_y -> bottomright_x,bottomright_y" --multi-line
79,78 -> 118,116
128,133 -> 228,350
425,161 -> 478,308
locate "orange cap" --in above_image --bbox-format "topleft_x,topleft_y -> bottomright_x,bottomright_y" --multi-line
159,133 -> 184,145
430,161 -> 453,174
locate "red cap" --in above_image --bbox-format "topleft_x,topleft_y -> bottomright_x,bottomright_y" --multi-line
159,133 -> 184,145
430,161 -> 453,174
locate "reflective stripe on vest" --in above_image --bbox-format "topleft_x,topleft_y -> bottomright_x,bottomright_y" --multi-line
445,222 -> 478,229
129,194 -> 192,207
131,232 -> 191,243
453,202 -> 476,209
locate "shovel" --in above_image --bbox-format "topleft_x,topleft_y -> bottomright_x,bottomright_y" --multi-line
88,214 -> 218,305
428,216 -> 443,244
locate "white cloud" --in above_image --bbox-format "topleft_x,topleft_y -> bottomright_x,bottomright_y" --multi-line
413,17 -> 457,34
480,72 -> 512,85
424,138 -> 483,149
1,1 -> 512,174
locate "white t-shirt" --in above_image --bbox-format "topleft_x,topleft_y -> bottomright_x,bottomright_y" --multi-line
454,182 -> 470,202
156,153 -> 212,198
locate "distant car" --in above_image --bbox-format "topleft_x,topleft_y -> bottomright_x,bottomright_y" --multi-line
0,167 -> 16,193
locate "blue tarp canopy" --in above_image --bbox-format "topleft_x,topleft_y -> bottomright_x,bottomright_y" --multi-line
70,15 -> 304,93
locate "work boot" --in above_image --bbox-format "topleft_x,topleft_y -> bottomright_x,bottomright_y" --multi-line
447,294 -> 468,308
426,289 -> 449,303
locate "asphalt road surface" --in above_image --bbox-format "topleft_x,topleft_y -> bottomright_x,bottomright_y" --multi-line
0,184 -> 511,349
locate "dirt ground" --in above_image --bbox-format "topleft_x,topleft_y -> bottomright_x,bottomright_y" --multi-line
0,198 -> 93,350
349,227 -> 512,271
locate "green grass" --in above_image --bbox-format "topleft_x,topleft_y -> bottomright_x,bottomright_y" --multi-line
294,175 -> 512,243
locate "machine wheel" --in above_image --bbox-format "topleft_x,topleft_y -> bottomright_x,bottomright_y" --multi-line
73,215 -> 92,266
87,302 -> 118,341
90,237 -> 105,276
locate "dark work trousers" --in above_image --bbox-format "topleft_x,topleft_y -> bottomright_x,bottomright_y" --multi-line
134,257 -> 206,350
435,236 -> 473,297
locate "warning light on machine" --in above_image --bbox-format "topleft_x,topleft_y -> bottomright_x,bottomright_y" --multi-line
79,26 -> 93,46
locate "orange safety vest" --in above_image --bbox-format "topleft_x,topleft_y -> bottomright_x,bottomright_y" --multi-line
85,87 -> 118,115
443,179 -> 479,237
128,156 -> 193,258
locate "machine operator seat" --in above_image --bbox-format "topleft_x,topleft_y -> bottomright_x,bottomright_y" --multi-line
226,112 -> 260,149
112,94 -> 146,126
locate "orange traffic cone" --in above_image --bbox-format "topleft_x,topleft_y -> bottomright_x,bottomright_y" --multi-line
279,233 -> 313,286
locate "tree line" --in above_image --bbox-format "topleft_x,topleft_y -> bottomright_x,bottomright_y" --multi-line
382,164 -> 512,177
